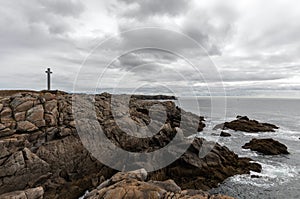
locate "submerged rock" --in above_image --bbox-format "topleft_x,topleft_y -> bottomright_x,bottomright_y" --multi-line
242,138 -> 289,155
84,169 -> 235,199
250,175 -> 260,178
213,116 -> 279,132
220,131 -> 231,137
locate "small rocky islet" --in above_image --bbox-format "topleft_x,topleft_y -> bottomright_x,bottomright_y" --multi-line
0,91 -> 289,199
213,115 -> 289,155
242,138 -> 289,155
213,115 -> 279,132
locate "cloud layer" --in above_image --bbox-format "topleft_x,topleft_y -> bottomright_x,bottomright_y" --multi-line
0,0 -> 299,96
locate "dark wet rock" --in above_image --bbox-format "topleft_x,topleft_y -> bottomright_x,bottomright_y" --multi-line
149,138 -> 261,191
242,138 -> 289,155
220,131 -> 231,137
0,91 -> 260,198
236,115 -> 249,121
84,169 -> 235,199
251,175 -> 260,178
213,116 -> 279,132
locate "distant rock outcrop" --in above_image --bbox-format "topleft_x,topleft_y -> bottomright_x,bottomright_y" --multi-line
131,94 -> 177,100
242,138 -> 289,155
84,169 -> 235,199
213,116 -> 279,132
0,91 -> 261,198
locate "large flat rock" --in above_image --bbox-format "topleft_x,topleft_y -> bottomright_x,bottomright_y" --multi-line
84,169 -> 235,199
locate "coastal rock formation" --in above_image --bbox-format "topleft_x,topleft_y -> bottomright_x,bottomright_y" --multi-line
84,169 -> 235,199
0,91 -> 260,198
149,138 -> 261,191
0,92 -> 114,199
242,138 -> 289,155
0,187 -> 44,199
213,116 -> 279,133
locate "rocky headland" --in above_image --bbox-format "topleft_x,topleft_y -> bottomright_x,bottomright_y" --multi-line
0,91 -> 262,199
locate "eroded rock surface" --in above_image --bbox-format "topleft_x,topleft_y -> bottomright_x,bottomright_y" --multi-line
0,187 -> 44,199
0,91 -> 260,198
149,138 -> 261,191
0,92 -> 113,199
84,169 -> 235,199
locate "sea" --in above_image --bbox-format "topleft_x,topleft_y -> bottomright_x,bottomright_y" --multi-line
177,97 -> 300,199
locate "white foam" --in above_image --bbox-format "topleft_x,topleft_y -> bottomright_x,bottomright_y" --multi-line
277,128 -> 299,135
78,190 -> 89,199
259,162 -> 298,180
229,174 -> 274,188
228,161 -> 299,188
240,127 -> 300,142
274,134 -> 300,141
269,128 -> 300,141
242,131 -> 276,137
240,149 -> 260,157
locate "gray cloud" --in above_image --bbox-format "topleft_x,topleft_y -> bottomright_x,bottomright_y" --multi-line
0,0 -> 86,90
112,1 -> 237,57
181,3 -> 238,55
118,0 -> 190,18
114,49 -> 178,69
38,0 -> 85,18
0,0 -> 300,96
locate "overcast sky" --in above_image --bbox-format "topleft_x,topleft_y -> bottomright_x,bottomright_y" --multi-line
0,0 -> 300,97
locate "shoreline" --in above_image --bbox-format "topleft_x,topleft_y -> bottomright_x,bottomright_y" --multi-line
0,90 -> 292,199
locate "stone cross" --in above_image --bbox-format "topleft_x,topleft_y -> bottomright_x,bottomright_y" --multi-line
45,68 -> 53,90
